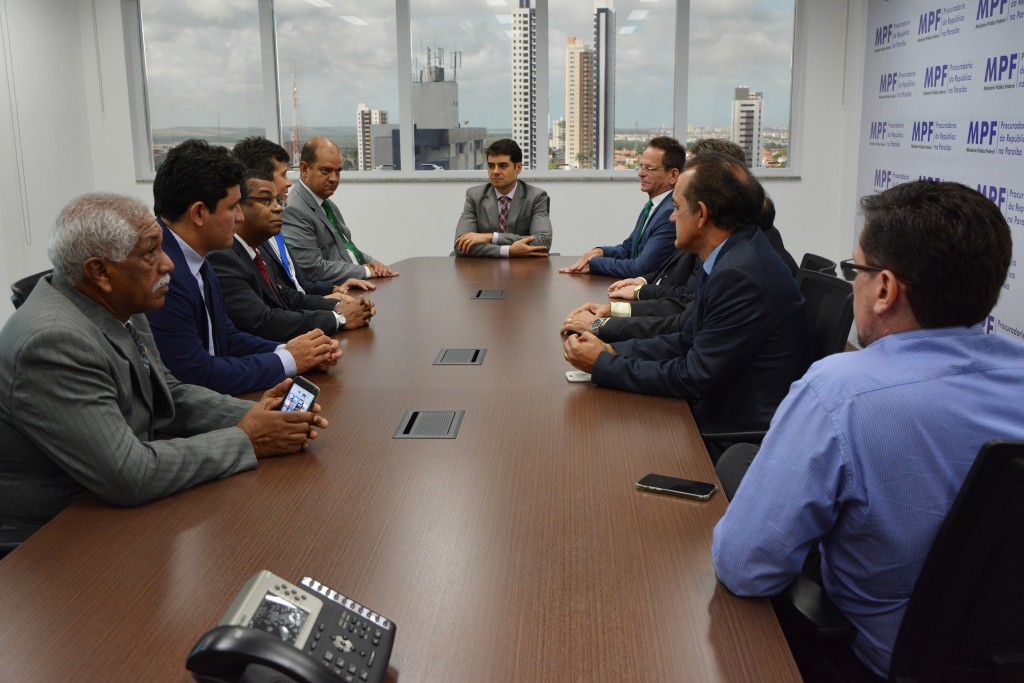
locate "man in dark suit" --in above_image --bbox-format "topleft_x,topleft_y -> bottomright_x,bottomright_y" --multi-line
559,136 -> 684,278
0,193 -> 327,534
282,136 -> 398,285
207,170 -> 375,342
453,138 -> 551,258
563,153 -> 810,439
146,139 -> 340,395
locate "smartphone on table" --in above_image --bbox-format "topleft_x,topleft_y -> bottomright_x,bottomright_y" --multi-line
635,473 -> 717,501
279,376 -> 320,413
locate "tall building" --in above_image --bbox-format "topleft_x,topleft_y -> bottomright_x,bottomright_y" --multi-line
565,36 -> 596,170
593,2 -> 616,170
731,86 -> 764,169
511,1 -> 538,169
550,117 -> 566,167
356,102 -> 388,171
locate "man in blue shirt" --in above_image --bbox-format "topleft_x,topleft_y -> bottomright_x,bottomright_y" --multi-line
712,181 -> 1024,680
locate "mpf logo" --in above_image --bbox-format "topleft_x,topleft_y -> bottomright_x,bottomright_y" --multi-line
874,169 -> 893,190
984,52 -> 1020,82
912,121 -> 935,142
870,121 -> 887,140
967,120 -> 998,146
977,184 -> 1007,211
875,23 -> 893,47
919,8 -> 941,35
879,72 -> 898,93
977,0 -> 1008,20
919,175 -> 943,181
924,64 -> 948,88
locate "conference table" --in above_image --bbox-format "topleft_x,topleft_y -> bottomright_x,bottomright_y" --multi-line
0,256 -> 801,682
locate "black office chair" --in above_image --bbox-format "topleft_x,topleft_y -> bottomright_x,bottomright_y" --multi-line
800,252 -> 838,277
700,269 -> 854,445
781,439 -> 1024,682
0,525 -> 36,560
10,268 -> 53,309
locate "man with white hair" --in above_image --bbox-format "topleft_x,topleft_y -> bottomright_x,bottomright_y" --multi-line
0,193 -> 327,538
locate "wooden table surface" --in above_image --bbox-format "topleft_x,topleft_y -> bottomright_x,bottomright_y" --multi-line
0,256 -> 801,683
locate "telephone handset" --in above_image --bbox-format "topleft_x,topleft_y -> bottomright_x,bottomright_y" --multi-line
187,570 -> 396,683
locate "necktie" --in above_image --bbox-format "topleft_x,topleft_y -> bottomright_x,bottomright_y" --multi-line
254,252 -> 284,306
126,321 -> 151,377
273,233 -> 294,281
322,201 -> 366,265
199,261 -> 220,355
498,195 -> 511,233
631,199 -> 654,259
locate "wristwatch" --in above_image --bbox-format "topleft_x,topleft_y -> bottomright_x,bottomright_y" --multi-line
591,317 -> 609,337
334,311 -> 347,330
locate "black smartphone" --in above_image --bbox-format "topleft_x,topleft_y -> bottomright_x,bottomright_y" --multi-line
279,376 -> 320,413
636,473 -> 717,501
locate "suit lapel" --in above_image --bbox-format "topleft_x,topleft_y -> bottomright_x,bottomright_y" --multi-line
505,181 -> 525,229
159,223 -> 213,354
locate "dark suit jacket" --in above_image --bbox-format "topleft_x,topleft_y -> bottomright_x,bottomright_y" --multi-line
146,223 -> 287,395
0,276 -> 255,529
262,235 -> 334,295
454,180 -> 552,257
282,182 -> 375,284
207,237 -> 339,342
598,251 -> 701,343
592,226 -> 811,432
589,194 -> 677,278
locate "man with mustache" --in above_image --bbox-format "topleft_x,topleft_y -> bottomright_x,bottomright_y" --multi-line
0,193 -> 328,539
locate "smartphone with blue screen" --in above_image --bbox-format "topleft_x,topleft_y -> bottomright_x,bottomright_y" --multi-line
279,376 -> 320,413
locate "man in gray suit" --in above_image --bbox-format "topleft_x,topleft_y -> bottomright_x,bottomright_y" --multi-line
0,193 -> 328,535
282,136 -> 398,284
453,138 -> 551,258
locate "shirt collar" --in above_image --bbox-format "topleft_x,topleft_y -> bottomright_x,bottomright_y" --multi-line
703,237 -> 729,275
167,225 -> 206,279
494,181 -> 518,201
234,234 -> 257,259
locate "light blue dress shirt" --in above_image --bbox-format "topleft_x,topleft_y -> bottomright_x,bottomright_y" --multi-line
712,325 -> 1024,677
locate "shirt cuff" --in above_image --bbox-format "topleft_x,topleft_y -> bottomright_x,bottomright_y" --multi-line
333,311 -> 346,331
499,245 -> 511,258
275,347 -> 298,376
490,232 -> 500,244
364,265 -> 373,278
610,302 -> 632,318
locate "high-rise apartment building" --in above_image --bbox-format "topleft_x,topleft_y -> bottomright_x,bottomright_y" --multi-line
550,117 -> 566,167
565,36 -> 596,170
356,102 -> 388,171
593,2 -> 616,170
730,87 -> 764,169
511,0 -> 538,169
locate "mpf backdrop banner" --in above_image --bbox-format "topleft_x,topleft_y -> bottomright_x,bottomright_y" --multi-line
857,0 -> 1024,341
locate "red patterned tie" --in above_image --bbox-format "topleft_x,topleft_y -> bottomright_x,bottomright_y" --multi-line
254,252 -> 283,305
498,195 -> 510,233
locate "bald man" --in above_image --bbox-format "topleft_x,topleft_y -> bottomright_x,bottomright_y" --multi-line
282,136 -> 398,284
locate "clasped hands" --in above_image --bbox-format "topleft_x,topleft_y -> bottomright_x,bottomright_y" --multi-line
454,232 -> 548,257
561,301 -> 615,373
238,378 -> 329,458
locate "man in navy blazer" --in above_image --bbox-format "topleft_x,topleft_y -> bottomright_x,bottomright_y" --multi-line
560,136 -> 685,278
146,139 -> 340,395
563,153 -> 810,440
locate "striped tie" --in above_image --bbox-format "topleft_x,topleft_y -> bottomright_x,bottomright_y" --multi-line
498,195 -> 511,233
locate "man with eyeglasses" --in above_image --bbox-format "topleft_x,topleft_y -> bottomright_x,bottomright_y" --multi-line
207,170 -> 375,342
559,136 -> 684,278
713,181 -> 1024,681
283,136 -> 398,285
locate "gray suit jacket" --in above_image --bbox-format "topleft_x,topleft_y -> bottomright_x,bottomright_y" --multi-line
454,180 -> 552,257
282,182 -> 375,283
0,276 -> 257,530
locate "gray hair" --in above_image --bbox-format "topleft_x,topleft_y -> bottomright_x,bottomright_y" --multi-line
48,193 -> 154,284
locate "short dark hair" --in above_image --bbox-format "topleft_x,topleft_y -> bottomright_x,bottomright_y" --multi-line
682,152 -> 764,232
486,138 -> 523,164
240,169 -> 275,198
859,181 -> 1012,328
648,136 -> 686,172
690,138 -> 746,166
153,139 -> 245,221
233,136 -> 289,175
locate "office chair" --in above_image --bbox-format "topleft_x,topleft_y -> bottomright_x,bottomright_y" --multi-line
10,268 -> 53,309
700,269 -> 854,445
0,526 -> 36,560
800,252 -> 838,277
780,439 -> 1024,683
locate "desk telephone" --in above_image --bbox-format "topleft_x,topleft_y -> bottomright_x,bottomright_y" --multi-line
187,570 -> 396,683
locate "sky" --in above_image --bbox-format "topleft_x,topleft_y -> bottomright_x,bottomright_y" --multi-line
141,0 -> 794,132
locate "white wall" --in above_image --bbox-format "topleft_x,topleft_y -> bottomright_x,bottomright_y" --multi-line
0,0 -> 868,328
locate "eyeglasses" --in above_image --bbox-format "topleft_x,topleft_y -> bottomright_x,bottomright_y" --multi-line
241,196 -> 286,208
636,164 -> 664,174
839,259 -> 887,282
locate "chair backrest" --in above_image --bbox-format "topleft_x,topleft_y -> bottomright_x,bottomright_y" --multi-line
890,440 -> 1024,682
10,269 -> 53,309
799,252 -> 837,277
795,269 -> 853,362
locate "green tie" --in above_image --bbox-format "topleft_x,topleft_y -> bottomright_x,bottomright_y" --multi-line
322,201 -> 366,265
631,199 -> 654,259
